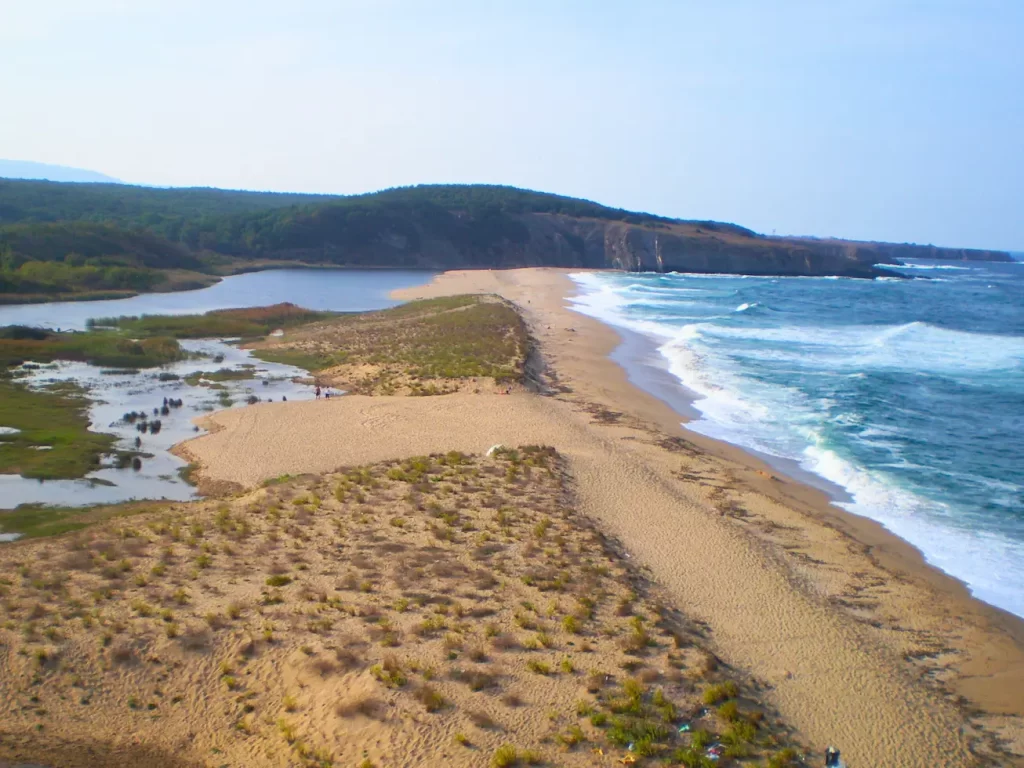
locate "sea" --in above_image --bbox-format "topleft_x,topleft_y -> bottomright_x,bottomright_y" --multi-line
569,258 -> 1024,619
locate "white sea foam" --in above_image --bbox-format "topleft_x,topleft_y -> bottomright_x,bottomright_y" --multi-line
895,263 -> 973,270
567,271 -> 1024,618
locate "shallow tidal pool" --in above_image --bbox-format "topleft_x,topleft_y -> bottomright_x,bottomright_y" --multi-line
1,339 -> 315,514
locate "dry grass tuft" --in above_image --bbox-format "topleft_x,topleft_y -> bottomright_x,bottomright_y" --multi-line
335,693 -> 384,719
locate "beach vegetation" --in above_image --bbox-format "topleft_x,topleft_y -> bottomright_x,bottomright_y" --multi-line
0,379 -> 117,481
0,327 -> 184,368
90,303 -> 334,339
557,723 -> 586,748
765,747 -> 800,767
0,499 -> 162,540
414,683 -> 447,712
526,659 -> 551,675
251,295 -> 528,392
491,744 -> 519,768
702,680 -> 738,705
0,446 -> 806,767
717,699 -> 739,721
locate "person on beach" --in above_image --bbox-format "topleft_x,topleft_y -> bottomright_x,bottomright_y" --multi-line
825,746 -> 841,767
315,385 -> 321,400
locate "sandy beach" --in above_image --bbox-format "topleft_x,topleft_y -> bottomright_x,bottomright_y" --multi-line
170,268 -> 1024,765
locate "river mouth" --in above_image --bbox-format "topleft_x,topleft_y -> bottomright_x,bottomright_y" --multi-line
1,338 -> 316,517
0,268 -> 437,537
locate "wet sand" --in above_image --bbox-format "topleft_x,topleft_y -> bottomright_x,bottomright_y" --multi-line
179,268 -> 1024,766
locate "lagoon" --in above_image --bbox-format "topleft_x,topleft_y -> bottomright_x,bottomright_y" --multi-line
0,268 -> 436,331
0,269 -> 436,518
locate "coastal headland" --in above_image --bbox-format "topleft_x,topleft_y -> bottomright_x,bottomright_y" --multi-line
1,269 -> 1021,767
0,181 -> 1014,304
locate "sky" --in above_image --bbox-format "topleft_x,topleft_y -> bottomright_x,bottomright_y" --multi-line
1,0 -> 1022,251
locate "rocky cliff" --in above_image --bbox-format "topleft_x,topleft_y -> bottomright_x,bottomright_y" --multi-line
1,180 -> 1013,283
267,213 -> 903,278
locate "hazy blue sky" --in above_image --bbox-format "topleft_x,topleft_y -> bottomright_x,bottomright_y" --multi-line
2,1 -> 1022,250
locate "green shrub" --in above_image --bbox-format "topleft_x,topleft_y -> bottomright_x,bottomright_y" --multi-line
415,683 -> 446,712
702,680 -> 738,705
558,724 -> 586,748
723,719 -> 757,746
605,715 -> 668,748
766,748 -> 800,768
717,699 -> 739,722
491,744 -> 518,768
527,660 -> 551,675
671,747 -> 715,768
562,615 -> 581,634
690,729 -> 712,751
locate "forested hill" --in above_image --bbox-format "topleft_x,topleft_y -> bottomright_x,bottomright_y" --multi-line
0,180 -> 1013,300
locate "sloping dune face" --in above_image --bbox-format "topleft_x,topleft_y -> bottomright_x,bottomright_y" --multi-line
0,447 -> 801,768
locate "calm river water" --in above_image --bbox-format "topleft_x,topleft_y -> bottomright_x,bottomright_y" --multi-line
0,268 -> 435,331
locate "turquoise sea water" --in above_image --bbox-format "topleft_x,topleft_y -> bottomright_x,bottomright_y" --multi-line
570,261 -> 1024,618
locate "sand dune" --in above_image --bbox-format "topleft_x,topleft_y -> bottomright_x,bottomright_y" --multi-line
174,268 -> 1024,766
180,390 -> 979,766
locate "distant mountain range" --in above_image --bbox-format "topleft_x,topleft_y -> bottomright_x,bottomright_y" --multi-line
0,159 -> 120,184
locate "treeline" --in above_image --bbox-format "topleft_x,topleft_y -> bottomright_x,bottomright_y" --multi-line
0,180 -> 330,231
0,179 -> 764,297
0,180 -> 675,234
0,222 -> 204,295
0,182 -> 691,260
0,182 -> 693,293
188,197 -> 538,259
